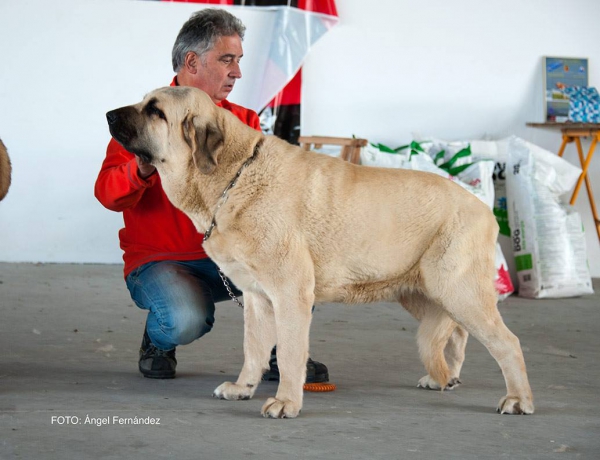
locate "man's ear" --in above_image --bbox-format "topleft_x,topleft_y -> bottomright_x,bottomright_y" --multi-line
182,114 -> 223,174
183,51 -> 198,74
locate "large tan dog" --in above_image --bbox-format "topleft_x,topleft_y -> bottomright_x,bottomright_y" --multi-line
107,87 -> 534,418
0,139 -> 11,201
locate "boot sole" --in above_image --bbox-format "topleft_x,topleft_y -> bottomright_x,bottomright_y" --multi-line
262,372 -> 329,384
139,367 -> 176,379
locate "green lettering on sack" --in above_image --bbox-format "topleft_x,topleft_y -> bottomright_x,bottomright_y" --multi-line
493,208 -> 510,236
515,254 -> 533,272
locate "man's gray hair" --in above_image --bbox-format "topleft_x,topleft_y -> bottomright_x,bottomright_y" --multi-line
172,8 -> 246,73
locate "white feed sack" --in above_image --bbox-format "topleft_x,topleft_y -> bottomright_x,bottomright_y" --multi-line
427,136 -> 592,298
361,136 -> 594,299
505,137 -> 593,298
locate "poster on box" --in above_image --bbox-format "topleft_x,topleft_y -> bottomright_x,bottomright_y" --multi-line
543,56 -> 588,122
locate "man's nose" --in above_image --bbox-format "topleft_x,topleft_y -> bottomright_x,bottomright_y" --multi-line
230,61 -> 242,79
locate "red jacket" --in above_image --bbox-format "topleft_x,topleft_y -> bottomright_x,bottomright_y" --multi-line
95,79 -> 261,277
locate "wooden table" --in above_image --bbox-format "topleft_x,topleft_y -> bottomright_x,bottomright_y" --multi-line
527,122 -> 599,241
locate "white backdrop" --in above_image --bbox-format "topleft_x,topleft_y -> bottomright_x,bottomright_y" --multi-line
0,0 -> 599,276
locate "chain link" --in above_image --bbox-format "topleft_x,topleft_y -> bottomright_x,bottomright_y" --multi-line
204,140 -> 263,308
217,267 -> 244,308
203,140 -> 261,244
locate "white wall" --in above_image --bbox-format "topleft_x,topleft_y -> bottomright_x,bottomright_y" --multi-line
0,0 -> 598,276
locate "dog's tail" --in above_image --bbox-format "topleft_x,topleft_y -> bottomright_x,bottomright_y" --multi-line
0,138 -> 11,201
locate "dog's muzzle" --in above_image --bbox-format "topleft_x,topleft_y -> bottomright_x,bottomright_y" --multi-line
106,108 -> 152,163
106,108 -> 133,143
106,110 -> 119,126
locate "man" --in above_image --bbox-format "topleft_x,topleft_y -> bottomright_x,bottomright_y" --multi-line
95,8 -> 328,383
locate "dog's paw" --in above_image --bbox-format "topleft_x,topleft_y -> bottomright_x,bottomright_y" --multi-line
417,375 -> 441,390
417,375 -> 462,391
497,395 -> 534,415
213,382 -> 255,401
445,377 -> 462,390
261,397 -> 301,419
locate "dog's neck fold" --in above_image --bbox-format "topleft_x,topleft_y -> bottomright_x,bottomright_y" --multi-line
163,113 -> 265,237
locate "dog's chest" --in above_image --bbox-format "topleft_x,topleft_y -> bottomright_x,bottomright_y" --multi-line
205,244 -> 263,294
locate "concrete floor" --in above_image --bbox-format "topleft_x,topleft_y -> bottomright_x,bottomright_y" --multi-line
0,262 -> 599,459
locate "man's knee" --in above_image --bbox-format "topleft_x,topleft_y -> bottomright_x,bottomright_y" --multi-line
170,314 -> 214,346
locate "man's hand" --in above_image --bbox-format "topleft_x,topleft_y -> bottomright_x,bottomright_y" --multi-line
136,156 -> 156,179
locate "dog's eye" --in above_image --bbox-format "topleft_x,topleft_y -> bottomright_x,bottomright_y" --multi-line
144,100 -> 167,121
149,106 -> 166,121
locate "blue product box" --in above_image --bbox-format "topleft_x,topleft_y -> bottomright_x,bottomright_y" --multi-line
564,86 -> 600,123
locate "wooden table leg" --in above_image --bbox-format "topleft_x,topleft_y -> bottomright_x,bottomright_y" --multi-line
572,135 -> 596,206
557,134 -> 570,158
572,134 -> 600,240
583,136 -> 600,240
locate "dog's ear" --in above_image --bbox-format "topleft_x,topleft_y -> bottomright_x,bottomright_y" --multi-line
182,114 -> 224,174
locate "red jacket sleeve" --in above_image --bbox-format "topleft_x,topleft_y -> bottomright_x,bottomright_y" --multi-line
94,139 -> 159,212
248,111 -> 261,131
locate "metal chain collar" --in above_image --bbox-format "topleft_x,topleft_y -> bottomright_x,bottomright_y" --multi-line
203,139 -> 263,308
203,140 -> 262,243
217,266 -> 244,308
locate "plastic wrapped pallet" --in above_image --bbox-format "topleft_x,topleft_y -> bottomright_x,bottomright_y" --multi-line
506,137 -> 593,298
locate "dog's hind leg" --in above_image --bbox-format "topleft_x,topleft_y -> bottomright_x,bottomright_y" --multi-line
400,292 -> 459,390
440,289 -> 533,414
418,207 -> 533,414
444,325 -> 468,389
421,251 -> 534,413
213,292 -> 276,401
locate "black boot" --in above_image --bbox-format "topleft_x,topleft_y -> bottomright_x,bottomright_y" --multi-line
262,347 -> 329,383
139,330 -> 177,379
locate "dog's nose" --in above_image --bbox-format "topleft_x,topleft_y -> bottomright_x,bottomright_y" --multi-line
106,110 -> 118,125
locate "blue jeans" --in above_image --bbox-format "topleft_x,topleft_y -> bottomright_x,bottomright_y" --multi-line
125,258 -> 241,351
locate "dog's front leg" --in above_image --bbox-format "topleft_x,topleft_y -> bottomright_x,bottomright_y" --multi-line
261,295 -> 313,419
213,292 -> 275,401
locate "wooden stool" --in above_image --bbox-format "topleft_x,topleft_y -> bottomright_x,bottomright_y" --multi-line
298,136 -> 368,165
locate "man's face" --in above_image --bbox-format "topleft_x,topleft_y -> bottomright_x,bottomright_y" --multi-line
188,34 -> 243,104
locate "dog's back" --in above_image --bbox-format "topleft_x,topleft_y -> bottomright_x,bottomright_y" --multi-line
0,138 -> 11,201
252,136 -> 497,304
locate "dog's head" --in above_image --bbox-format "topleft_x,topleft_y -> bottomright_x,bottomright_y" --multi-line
106,86 -> 224,174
